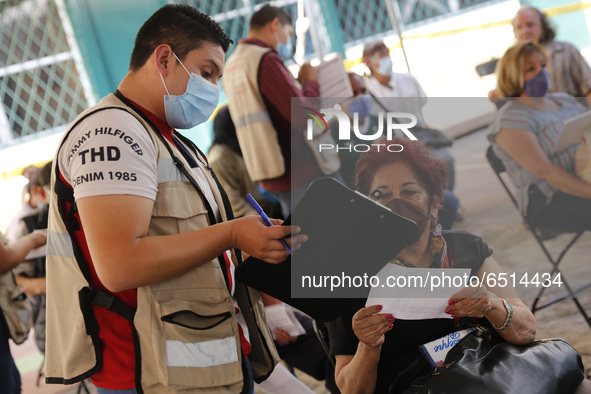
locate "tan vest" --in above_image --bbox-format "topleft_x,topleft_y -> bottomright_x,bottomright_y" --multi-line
45,93 -> 279,392
0,232 -> 33,345
224,43 -> 285,182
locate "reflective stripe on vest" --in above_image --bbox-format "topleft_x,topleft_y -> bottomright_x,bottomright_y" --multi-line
233,110 -> 271,129
166,337 -> 239,368
157,157 -> 186,183
46,231 -> 75,259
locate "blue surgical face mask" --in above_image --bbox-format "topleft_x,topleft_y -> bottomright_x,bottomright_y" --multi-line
159,52 -> 220,129
274,28 -> 293,60
523,68 -> 551,97
375,56 -> 393,76
348,94 -> 372,118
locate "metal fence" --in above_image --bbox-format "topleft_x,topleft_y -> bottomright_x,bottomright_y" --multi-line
0,0 -> 93,147
1,0 -> 503,148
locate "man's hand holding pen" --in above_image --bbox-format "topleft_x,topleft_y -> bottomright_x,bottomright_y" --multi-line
231,216 -> 307,264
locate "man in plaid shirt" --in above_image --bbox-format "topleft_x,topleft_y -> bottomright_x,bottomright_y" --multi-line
224,4 -> 322,217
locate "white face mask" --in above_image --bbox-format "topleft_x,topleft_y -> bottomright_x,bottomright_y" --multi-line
274,27 -> 293,59
159,52 -> 220,129
375,56 -> 393,76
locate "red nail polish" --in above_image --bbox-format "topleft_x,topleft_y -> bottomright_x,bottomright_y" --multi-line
376,305 -> 383,311
448,299 -> 455,305
389,323 -> 394,328
445,307 -> 452,314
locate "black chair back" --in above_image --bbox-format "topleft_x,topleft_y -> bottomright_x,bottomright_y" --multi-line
485,145 -> 590,329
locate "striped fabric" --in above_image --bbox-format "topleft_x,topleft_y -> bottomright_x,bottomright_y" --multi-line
487,93 -> 586,215
546,40 -> 591,98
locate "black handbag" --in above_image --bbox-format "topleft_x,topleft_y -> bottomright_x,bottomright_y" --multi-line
389,325 -> 584,394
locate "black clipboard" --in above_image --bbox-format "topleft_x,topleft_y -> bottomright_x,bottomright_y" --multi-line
235,177 -> 419,321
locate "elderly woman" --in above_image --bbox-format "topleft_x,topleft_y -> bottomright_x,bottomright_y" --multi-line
327,137 -> 537,393
489,41 -> 591,232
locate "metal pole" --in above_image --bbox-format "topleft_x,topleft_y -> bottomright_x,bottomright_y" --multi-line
294,0 -> 308,64
304,0 -> 324,60
385,0 -> 412,73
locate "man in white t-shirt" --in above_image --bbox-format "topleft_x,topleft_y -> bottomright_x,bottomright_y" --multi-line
363,41 -> 459,227
46,5 -> 305,393
363,41 -> 456,189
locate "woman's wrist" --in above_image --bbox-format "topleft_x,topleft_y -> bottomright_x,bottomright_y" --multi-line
359,340 -> 383,352
484,297 -> 502,319
491,299 -> 513,331
485,298 -> 513,330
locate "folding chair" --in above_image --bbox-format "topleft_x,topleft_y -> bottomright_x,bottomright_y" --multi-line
486,145 -> 591,328
312,320 -> 335,367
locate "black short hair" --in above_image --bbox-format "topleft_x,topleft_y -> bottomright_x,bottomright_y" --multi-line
212,106 -> 241,156
129,4 -> 232,71
39,161 -> 52,188
249,4 -> 292,30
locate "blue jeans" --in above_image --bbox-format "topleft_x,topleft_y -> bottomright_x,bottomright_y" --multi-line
0,312 -> 21,394
241,357 -> 255,394
96,388 -> 136,394
439,189 -> 459,230
433,147 -> 456,192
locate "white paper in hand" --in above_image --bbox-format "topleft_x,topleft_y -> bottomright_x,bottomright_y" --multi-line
25,245 -> 46,260
264,304 -> 306,340
553,110 -> 591,152
317,54 -> 353,98
365,264 -> 470,320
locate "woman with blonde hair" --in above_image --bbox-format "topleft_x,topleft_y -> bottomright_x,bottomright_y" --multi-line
489,41 -> 591,232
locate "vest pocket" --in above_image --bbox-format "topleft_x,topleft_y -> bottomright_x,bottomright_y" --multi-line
156,296 -> 243,388
161,310 -> 231,331
151,182 -> 211,235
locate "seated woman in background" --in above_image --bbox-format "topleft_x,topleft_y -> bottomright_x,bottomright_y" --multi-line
489,41 -> 591,232
327,137 -> 538,393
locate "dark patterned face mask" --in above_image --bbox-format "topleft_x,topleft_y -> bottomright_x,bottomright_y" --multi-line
384,198 -> 430,236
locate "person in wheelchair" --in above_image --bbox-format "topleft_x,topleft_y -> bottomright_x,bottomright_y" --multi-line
488,41 -> 591,233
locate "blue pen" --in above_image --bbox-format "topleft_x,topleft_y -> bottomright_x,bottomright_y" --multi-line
246,193 -> 292,254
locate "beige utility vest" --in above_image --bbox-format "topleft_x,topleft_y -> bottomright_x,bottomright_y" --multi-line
224,43 -> 285,182
45,93 -> 279,392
